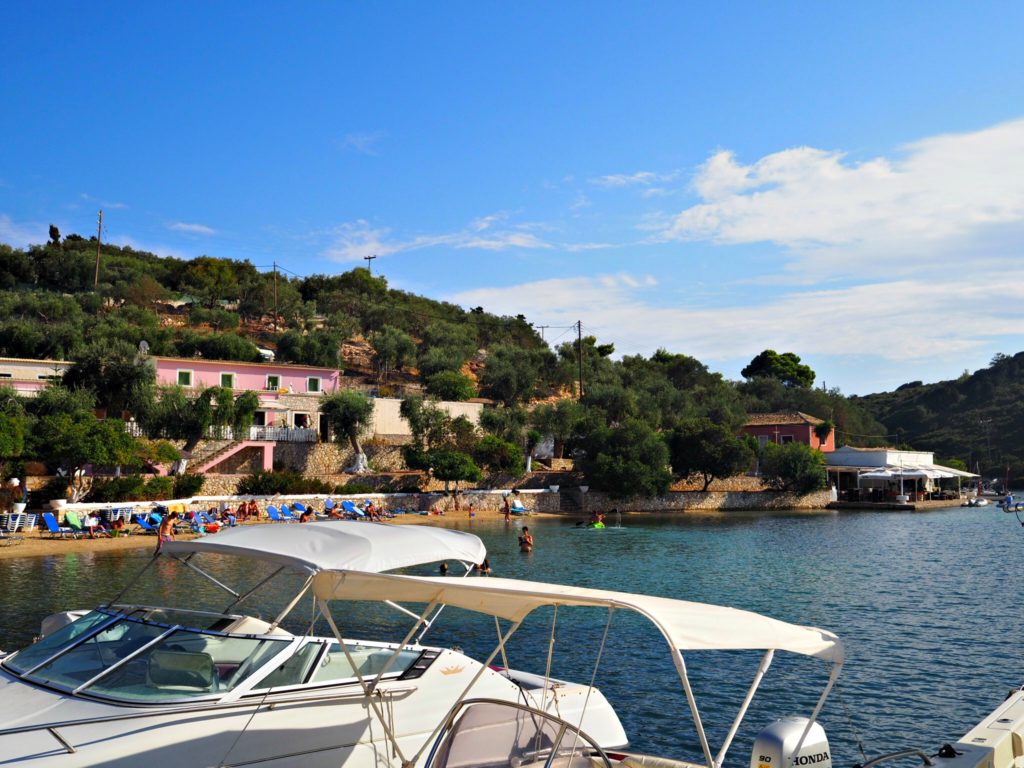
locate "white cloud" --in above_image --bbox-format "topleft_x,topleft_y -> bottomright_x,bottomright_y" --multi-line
79,193 -> 127,210
664,118 -> 1024,281
322,216 -> 553,262
0,214 -> 46,247
448,268 -> 1024,393
570,193 -> 592,211
168,221 -> 217,235
339,131 -> 385,155
590,170 -> 677,188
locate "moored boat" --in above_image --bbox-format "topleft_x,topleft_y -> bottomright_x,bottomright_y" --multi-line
0,522 -> 625,767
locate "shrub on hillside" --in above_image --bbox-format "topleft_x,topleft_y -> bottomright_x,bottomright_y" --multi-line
759,442 -> 826,493
237,470 -> 334,496
88,475 -> 178,502
425,371 -> 476,401
173,474 -> 205,498
474,434 -> 525,474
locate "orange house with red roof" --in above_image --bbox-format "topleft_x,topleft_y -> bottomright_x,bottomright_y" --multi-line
740,412 -> 835,452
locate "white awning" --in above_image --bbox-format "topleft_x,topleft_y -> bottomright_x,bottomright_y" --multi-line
257,400 -> 289,411
162,521 -> 487,573
861,464 -> 971,479
312,571 -> 844,663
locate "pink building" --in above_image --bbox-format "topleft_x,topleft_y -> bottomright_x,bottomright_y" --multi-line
740,412 -> 835,452
151,356 -> 341,436
0,357 -> 71,396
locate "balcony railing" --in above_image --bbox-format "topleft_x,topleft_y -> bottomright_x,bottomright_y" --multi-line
123,422 -> 318,443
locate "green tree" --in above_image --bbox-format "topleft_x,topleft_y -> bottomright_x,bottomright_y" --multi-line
760,442 -> 827,493
429,449 -> 482,494
478,405 -> 528,444
668,418 -> 754,491
479,344 -> 549,406
321,390 -> 374,458
372,325 -> 416,385
474,435 -> 526,475
140,385 -> 215,450
36,413 -> 139,501
813,419 -> 835,449
232,391 -> 260,438
741,350 -> 816,388
0,411 -> 27,468
276,328 -> 343,368
579,419 -> 672,500
530,400 -> 584,459
425,371 -> 476,401
63,339 -> 156,419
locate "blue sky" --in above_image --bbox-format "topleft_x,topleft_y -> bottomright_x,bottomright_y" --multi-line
3,2 -> 1024,395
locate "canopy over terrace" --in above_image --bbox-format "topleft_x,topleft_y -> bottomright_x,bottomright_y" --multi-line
825,446 -> 977,502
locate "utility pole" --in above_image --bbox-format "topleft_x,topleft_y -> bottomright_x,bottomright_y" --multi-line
272,262 -> 280,333
536,325 -> 550,340
577,320 -> 584,400
363,254 -> 377,275
93,209 -> 103,289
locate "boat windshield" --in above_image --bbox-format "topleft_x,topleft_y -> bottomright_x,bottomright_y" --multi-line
4,610 -> 289,702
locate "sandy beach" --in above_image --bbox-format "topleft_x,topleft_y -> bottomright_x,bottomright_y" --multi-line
0,506 -> 541,560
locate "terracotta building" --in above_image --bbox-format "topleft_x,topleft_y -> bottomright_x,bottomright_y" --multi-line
740,412 -> 835,452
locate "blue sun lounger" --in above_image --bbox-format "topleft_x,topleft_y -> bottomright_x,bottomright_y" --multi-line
341,501 -> 365,518
41,512 -> 77,539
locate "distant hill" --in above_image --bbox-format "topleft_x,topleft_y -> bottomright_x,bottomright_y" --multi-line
854,352 -> 1024,479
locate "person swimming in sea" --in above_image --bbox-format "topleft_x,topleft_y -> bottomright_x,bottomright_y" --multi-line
518,526 -> 534,552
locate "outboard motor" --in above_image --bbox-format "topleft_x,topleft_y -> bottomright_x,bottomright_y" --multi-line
751,717 -> 831,768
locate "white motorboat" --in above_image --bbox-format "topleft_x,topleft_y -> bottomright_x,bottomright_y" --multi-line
0,523 -> 623,767
0,521 -> 847,768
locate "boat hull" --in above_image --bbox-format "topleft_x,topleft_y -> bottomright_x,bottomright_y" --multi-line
0,649 -> 625,767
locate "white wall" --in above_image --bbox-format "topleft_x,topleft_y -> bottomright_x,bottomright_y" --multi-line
371,397 -> 483,437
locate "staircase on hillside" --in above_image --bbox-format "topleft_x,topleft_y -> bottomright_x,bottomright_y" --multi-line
559,492 -> 581,514
185,439 -> 235,468
186,440 -> 243,474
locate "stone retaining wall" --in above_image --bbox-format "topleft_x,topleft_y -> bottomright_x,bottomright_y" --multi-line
189,484 -> 830,514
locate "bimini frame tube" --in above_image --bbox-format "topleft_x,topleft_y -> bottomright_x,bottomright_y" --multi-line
672,649 -> 716,768
268,574 -> 314,632
317,596 -> 440,767
787,660 -> 844,768
715,649 -> 774,768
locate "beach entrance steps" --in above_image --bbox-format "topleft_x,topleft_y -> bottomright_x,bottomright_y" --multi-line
187,441 -> 274,475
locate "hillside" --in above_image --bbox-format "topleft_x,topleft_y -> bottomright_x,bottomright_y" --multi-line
0,234 -> 895,491
855,352 -> 1024,479
0,236 -> 544,399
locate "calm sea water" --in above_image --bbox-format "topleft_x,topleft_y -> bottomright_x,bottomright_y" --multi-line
1,506 -> 1021,767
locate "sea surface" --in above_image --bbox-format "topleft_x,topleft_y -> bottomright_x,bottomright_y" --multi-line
1,505 -> 1022,767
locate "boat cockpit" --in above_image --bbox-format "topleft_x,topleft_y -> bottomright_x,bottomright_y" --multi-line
2,606 -> 428,705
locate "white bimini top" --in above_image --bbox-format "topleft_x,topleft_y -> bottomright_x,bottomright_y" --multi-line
161,521 -> 487,574
312,571 -> 844,663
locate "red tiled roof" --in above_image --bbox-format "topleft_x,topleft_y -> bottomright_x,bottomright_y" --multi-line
742,411 -> 824,427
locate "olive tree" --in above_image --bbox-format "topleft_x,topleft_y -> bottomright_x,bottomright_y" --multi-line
321,390 -> 374,472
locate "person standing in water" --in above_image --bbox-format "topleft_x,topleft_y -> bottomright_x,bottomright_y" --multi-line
156,512 -> 178,554
518,526 -> 534,552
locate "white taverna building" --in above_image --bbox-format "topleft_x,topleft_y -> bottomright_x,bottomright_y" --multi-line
825,445 -> 977,503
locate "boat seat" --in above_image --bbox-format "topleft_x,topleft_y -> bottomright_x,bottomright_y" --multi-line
358,650 -> 397,676
147,650 -> 219,692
